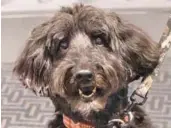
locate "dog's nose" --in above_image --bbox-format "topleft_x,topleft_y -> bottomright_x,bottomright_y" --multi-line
76,70 -> 96,96
75,70 -> 93,84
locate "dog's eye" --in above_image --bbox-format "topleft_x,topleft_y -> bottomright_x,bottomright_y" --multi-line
60,40 -> 69,49
94,36 -> 104,45
95,37 -> 103,45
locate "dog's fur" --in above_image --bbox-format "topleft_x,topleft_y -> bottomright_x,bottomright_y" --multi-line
13,4 -> 160,128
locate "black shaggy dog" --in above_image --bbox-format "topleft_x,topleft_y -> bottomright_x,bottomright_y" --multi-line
14,4 -> 160,128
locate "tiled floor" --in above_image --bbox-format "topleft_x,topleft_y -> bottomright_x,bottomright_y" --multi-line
1,54 -> 171,128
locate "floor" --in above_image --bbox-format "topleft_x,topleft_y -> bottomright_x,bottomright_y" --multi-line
1,53 -> 171,128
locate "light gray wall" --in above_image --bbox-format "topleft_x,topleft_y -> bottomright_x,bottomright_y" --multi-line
2,12 -> 170,62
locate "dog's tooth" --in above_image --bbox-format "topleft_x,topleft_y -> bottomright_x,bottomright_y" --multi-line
79,89 -> 83,95
92,87 -> 96,93
82,91 -> 95,98
82,94 -> 92,98
79,87 -> 97,99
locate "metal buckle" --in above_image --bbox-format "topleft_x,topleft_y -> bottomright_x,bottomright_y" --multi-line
123,89 -> 149,113
130,90 -> 148,105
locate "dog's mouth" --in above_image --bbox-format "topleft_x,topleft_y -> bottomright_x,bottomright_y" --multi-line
78,86 -> 97,99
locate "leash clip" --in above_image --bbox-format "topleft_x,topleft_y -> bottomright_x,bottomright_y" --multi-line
123,88 -> 149,115
130,89 -> 148,106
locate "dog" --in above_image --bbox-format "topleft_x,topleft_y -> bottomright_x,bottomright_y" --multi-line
13,4 -> 160,128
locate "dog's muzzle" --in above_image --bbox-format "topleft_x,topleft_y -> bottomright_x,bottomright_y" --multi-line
75,70 -> 96,99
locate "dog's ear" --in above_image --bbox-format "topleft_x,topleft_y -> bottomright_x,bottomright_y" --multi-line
13,20 -> 55,96
13,11 -> 73,96
107,13 -> 160,82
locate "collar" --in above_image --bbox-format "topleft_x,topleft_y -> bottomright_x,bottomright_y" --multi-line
63,114 -> 94,128
63,112 -> 134,128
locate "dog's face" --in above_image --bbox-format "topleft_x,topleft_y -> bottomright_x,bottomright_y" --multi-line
14,5 -> 159,118
50,6 -> 126,117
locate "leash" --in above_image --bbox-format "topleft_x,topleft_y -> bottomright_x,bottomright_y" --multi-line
129,14 -> 171,110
